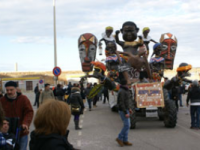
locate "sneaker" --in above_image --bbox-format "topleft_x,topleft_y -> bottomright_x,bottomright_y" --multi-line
116,138 -> 124,147
123,141 -> 132,146
89,108 -> 92,111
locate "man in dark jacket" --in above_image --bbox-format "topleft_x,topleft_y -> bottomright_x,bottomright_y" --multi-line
116,79 -> 132,147
85,83 -> 92,111
186,80 -> 200,129
69,87 -> 85,130
33,84 -> 39,106
56,84 -> 65,101
103,87 -> 109,104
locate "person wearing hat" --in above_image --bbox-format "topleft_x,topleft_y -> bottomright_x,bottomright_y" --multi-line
0,81 -> 34,150
141,27 -> 157,57
99,26 -> 115,55
39,83 -> 55,104
150,43 -> 165,82
99,26 -> 115,46
164,63 -> 192,111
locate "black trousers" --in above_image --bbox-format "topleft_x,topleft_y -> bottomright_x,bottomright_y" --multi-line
103,95 -> 109,103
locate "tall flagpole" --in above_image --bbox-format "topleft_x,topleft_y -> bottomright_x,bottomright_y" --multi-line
53,0 -> 58,86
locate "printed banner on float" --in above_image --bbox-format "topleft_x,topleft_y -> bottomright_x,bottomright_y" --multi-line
135,82 -> 164,108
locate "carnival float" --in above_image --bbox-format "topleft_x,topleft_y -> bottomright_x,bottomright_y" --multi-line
78,21 -> 192,129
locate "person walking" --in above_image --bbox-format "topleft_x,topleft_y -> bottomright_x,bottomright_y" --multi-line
39,83 -> 54,105
56,84 -> 65,101
0,81 -> 34,150
68,87 -> 84,130
33,84 -> 39,106
85,83 -> 92,111
103,87 -> 109,104
116,79 -> 132,147
80,83 -> 86,104
186,80 -> 200,129
35,89 -> 42,108
29,100 -> 78,150
93,83 -> 99,107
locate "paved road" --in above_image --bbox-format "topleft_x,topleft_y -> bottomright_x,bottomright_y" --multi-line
26,92 -> 200,150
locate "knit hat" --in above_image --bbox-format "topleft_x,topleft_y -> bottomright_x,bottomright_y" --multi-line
106,26 -> 113,30
143,27 -> 150,32
5,81 -> 17,88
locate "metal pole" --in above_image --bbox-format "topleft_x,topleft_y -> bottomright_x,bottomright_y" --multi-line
53,0 -> 58,86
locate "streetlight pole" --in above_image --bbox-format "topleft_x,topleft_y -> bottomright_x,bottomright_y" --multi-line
53,0 -> 58,86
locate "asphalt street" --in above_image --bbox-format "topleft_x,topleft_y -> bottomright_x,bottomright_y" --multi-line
25,92 -> 200,150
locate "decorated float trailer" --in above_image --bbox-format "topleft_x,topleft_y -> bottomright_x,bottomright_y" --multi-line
77,22 -> 192,129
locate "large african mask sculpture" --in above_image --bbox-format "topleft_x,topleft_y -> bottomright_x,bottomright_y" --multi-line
78,33 -> 98,72
160,33 -> 177,70
115,21 -> 143,55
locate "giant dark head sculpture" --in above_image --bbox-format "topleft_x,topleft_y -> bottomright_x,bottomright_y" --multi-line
78,33 -> 98,72
120,21 -> 139,42
160,33 -> 177,70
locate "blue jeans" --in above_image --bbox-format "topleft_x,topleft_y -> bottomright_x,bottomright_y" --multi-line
87,99 -> 92,109
19,135 -> 28,150
190,106 -> 200,128
179,94 -> 183,106
118,110 -> 130,142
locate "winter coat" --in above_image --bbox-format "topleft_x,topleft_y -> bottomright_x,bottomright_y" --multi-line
187,86 -> 200,105
29,130 -> 74,150
103,87 -> 109,96
39,90 -> 54,104
80,87 -> 85,99
67,83 -> 72,95
1,133 -> 16,150
0,93 -> 34,137
85,87 -> 92,98
117,85 -> 131,114
56,87 -> 65,101
36,92 -> 40,102
34,86 -> 39,94
69,87 -> 85,115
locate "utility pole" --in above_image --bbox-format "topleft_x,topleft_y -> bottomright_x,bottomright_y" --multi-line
53,0 -> 58,86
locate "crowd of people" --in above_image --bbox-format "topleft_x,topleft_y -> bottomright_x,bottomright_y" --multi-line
0,80 -> 110,149
0,79 -> 199,149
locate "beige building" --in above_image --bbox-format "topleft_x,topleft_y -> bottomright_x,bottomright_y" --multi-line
0,67 -> 199,92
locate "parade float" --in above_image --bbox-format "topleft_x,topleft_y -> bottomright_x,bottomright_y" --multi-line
78,21 -> 192,129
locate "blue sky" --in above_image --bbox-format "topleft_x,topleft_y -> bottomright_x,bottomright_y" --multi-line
0,0 -> 200,71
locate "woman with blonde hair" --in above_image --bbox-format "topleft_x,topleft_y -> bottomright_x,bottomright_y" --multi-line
29,100 -> 77,150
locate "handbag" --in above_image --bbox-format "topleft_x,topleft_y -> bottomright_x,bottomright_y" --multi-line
71,105 -> 81,113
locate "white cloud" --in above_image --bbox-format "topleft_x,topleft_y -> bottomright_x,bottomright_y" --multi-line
0,0 -> 200,71
11,36 -> 53,44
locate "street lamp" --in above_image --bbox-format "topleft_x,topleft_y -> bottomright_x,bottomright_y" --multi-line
53,0 -> 58,86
